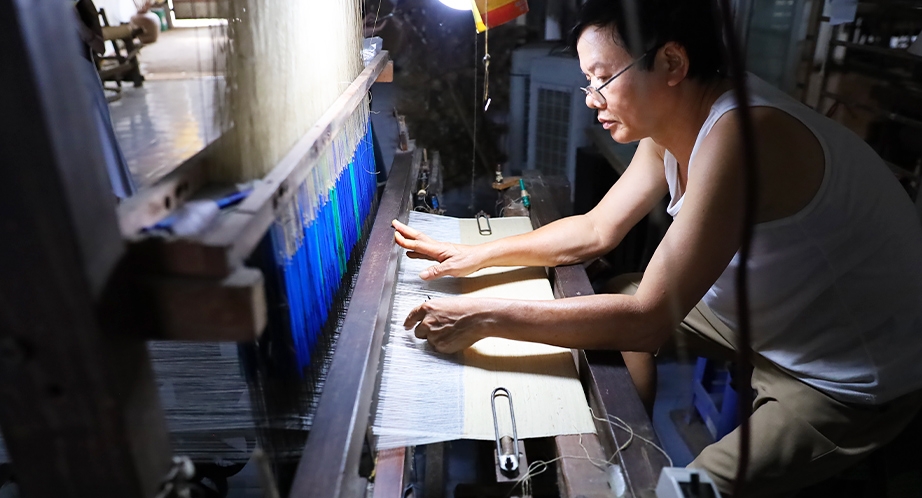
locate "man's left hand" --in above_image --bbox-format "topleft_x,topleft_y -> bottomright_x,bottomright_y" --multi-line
404,298 -> 493,354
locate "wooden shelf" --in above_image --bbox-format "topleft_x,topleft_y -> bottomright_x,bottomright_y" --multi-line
829,40 -> 922,64
857,0 -> 922,13
822,90 -> 922,130
825,57 -> 919,83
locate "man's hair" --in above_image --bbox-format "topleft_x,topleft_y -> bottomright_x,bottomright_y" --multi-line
568,0 -> 727,80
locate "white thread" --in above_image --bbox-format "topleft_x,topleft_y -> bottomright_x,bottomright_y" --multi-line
373,213 -> 597,449
500,409 -> 674,496
218,0 -> 367,182
608,415 -> 674,467
373,212 -> 467,448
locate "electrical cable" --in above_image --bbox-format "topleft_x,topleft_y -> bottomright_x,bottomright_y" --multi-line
713,0 -> 759,495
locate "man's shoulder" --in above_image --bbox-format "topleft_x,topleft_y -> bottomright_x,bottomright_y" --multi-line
702,106 -> 826,223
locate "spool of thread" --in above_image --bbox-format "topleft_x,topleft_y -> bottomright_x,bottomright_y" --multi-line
144,189 -> 252,236
519,178 -> 530,208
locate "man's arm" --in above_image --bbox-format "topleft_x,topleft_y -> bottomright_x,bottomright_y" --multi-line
394,137 -> 670,279
407,115 -> 747,353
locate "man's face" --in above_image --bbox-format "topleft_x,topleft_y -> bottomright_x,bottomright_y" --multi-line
577,26 -> 659,144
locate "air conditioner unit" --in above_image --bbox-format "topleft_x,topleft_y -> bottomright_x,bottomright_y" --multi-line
505,45 -> 598,200
507,43 -> 555,175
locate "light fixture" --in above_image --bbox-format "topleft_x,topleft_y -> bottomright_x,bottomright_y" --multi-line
439,0 -> 472,11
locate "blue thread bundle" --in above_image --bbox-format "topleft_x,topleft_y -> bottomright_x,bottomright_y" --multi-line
257,123 -> 377,377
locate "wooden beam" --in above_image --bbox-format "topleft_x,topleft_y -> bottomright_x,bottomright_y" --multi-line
0,3 -> 171,496
117,136 -> 219,237
372,448 -> 409,498
236,51 -> 390,215
556,434 -> 612,498
376,60 -> 394,83
227,50 -> 391,255
144,266 -> 267,342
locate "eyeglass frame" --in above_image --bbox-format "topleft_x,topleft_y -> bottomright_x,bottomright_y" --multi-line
580,47 -> 659,106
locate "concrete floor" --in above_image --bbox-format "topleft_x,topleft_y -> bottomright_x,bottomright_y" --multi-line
110,77 -> 222,187
138,26 -> 224,79
106,27 -> 224,187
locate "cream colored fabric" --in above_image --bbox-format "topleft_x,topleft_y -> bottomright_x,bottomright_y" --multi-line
372,212 -> 595,450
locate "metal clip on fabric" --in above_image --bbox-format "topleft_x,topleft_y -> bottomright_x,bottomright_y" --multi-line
491,387 -> 520,476
476,211 -> 492,236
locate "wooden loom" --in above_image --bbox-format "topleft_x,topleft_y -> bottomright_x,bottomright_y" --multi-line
0,2 -> 666,497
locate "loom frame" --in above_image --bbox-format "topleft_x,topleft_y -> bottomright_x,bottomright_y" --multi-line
0,3 -> 172,496
0,5 -> 662,492
286,163 -> 667,497
1,7 -> 391,493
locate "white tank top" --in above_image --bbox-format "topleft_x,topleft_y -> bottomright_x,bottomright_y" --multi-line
664,75 -> 922,404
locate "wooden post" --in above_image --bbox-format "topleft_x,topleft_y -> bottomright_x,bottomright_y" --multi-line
0,2 -> 171,497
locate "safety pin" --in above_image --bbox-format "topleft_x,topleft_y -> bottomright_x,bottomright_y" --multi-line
491,387 -> 520,474
476,211 -> 492,236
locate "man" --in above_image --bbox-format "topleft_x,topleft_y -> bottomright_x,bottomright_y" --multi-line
394,0 -> 922,495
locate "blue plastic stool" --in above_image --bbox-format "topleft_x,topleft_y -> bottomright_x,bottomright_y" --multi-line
689,357 -> 739,440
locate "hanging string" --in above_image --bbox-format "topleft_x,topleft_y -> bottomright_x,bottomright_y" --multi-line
482,1 -> 491,111
470,26 -> 478,212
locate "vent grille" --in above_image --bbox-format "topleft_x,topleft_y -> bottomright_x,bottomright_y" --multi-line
522,78 -> 531,163
534,87 -> 570,176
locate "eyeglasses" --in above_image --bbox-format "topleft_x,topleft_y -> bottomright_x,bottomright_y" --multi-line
580,48 -> 657,107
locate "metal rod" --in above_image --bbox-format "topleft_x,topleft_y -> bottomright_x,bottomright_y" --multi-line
491,387 -> 520,474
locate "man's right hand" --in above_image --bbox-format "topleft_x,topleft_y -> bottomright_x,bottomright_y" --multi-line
392,220 -> 483,280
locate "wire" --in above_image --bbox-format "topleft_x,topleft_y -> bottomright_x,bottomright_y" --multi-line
503,408 -> 673,497
483,2 -> 491,111
470,27 -> 478,212
609,415 -> 674,468
372,0 -> 383,35
713,0 -> 758,495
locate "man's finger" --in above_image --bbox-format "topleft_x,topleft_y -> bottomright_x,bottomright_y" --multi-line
420,264 -> 445,280
406,251 -> 438,262
414,322 -> 430,339
394,230 -> 415,250
396,231 -> 442,259
395,230 -> 434,253
392,219 -> 433,243
404,304 -> 427,329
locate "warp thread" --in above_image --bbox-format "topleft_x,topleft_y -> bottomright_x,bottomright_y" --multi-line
374,212 -> 468,448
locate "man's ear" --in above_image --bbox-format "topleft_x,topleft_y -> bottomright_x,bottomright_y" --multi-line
660,41 -> 690,87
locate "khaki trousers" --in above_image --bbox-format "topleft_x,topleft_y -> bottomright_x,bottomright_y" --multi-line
607,274 -> 922,497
